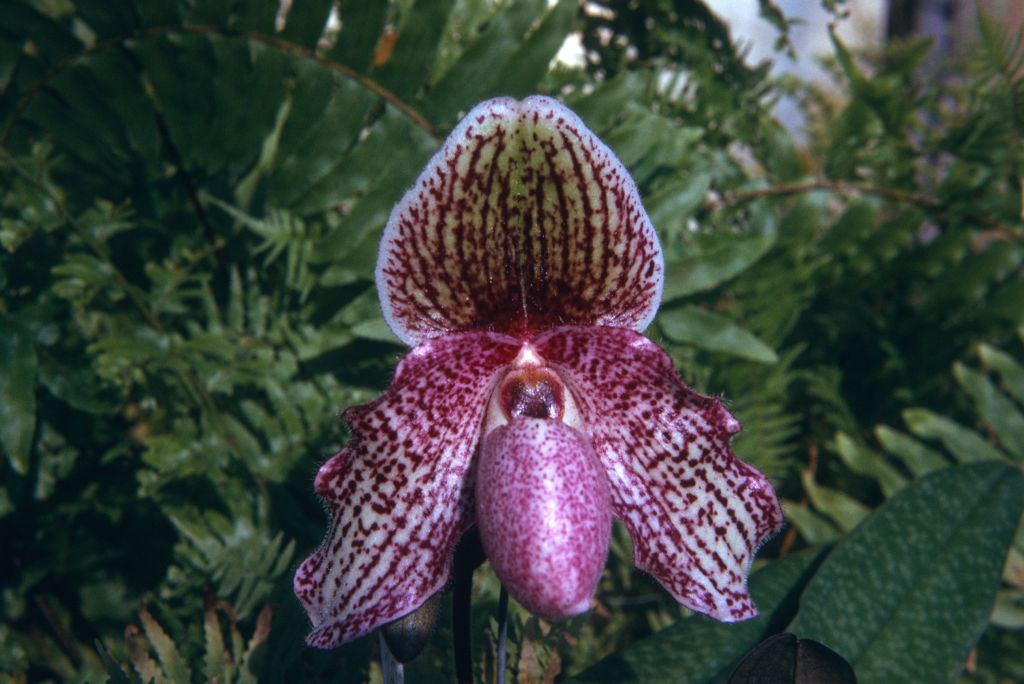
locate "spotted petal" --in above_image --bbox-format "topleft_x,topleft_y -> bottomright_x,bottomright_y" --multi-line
377,96 -> 664,346
293,332 -> 520,648
536,325 -> 784,621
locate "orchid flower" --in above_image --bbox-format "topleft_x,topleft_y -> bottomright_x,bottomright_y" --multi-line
294,96 -> 784,649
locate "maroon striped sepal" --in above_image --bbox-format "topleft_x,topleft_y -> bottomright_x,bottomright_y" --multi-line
376,96 -> 664,346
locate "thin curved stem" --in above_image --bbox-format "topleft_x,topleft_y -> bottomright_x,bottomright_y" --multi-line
496,586 -> 509,684
452,566 -> 473,684
452,532 -> 482,684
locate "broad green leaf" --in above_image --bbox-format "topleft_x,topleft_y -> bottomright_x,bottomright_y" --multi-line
800,470 -> 871,532
295,106 -> 434,217
235,94 -> 292,208
189,0 -> 233,26
75,0 -> 140,37
902,407 -> 1007,463
211,40 -> 290,170
663,232 -> 775,302
1,2 -> 83,66
647,171 -> 712,233
265,68 -> 377,209
954,362 -> 1024,459
788,461 -> 1024,684
25,75 -> 126,190
874,425 -> 949,477
658,306 -> 778,363
373,0 -> 456,100
351,317 -> 401,344
0,319 -> 37,474
567,548 -> 829,683
567,71 -> 648,132
228,0 -> 277,34
491,0 -> 576,96
421,0 -> 564,125
73,49 -> 163,174
601,107 -> 697,169
311,180 -> 410,274
783,501 -> 842,544
36,62 -> 134,183
276,0 -> 333,47
978,342 -> 1024,405
329,1 -> 388,71
992,588 -> 1024,629
761,120 -> 802,180
130,37 -> 218,170
834,432 -> 906,497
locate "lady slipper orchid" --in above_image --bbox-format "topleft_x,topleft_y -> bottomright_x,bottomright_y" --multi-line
294,95 -> 784,649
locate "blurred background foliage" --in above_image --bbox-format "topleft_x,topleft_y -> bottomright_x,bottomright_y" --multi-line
1,0 -> 1023,682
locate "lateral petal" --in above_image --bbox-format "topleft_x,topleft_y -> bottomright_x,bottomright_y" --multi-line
377,96 -> 664,346
536,325 -> 784,621
294,332 -> 520,648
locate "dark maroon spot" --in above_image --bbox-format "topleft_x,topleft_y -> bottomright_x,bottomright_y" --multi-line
498,366 -> 566,420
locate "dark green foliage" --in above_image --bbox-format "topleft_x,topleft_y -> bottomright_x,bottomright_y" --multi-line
789,463 -> 1024,683
1,0 -> 1023,682
568,549 -> 829,683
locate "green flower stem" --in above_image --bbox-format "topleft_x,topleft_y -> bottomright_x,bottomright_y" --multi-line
496,586 -> 509,684
453,530 -> 485,684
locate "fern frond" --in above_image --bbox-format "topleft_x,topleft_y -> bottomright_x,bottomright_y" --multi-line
978,5 -> 1024,83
